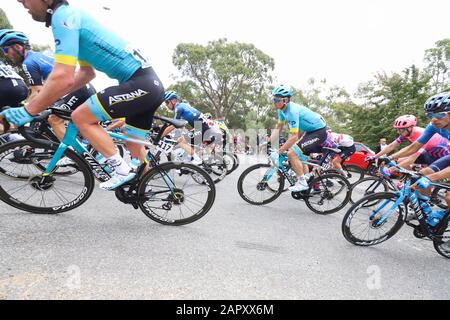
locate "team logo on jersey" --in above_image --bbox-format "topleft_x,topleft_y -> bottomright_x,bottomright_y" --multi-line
108,89 -> 149,106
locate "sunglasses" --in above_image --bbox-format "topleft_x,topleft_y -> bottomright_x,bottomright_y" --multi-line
426,112 -> 448,120
273,97 -> 284,103
1,47 -> 9,54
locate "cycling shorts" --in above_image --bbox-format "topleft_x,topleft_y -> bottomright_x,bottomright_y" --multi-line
54,84 -> 96,111
429,155 -> 450,173
297,127 -> 328,155
0,78 -> 29,107
87,67 -> 164,139
416,147 -> 450,166
336,144 -> 356,161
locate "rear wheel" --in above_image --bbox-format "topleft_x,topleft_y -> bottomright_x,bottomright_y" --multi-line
304,173 -> 351,215
137,162 -> 216,226
350,176 -> 388,205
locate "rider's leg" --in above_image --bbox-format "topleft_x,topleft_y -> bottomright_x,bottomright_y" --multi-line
288,145 -> 310,192
48,115 -> 67,141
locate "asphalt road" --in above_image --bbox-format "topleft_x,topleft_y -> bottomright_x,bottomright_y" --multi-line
0,154 -> 449,300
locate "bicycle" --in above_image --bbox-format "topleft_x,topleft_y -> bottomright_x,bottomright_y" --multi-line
237,147 -> 352,215
0,108 -> 216,226
342,160 -> 450,259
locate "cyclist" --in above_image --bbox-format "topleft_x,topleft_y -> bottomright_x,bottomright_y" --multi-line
269,85 -> 327,192
369,114 -> 450,170
329,131 -> 356,177
0,58 -> 29,133
2,0 -> 165,191
0,29 -> 96,141
162,91 -> 221,165
204,112 -> 232,151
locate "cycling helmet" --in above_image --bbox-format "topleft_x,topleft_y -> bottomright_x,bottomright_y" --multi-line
272,85 -> 293,98
424,92 -> 450,114
164,91 -> 178,101
0,30 -> 29,47
204,112 -> 213,119
393,115 -> 417,129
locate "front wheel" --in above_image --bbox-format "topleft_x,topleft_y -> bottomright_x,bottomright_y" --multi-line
342,192 -> 405,246
237,163 -> 285,205
0,140 -> 95,214
137,162 -> 216,226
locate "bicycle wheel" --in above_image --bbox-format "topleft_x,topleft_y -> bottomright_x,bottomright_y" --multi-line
432,213 -> 450,259
237,163 -> 285,205
0,140 -> 95,214
430,184 -> 450,210
137,162 -> 216,226
350,176 -> 388,205
342,192 -> 405,246
342,164 -> 365,185
223,152 -> 236,175
304,173 -> 351,215
202,155 -> 228,183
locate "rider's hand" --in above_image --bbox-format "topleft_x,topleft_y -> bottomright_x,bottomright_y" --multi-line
365,155 -> 377,162
0,107 -> 34,127
413,176 -> 433,190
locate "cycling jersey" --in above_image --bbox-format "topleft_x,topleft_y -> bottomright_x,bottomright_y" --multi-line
331,132 -> 354,147
0,60 -> 23,80
396,127 -> 449,156
22,51 -> 53,86
278,102 -> 326,134
418,124 -> 450,145
0,77 -> 29,107
175,102 -> 208,129
52,5 -> 148,83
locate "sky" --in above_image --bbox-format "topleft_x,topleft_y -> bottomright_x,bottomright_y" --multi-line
2,0 -> 449,95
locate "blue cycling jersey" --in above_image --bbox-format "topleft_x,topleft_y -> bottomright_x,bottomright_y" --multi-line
418,123 -> 450,144
52,5 -> 149,83
175,102 -> 208,128
22,51 -> 54,86
278,102 -> 326,134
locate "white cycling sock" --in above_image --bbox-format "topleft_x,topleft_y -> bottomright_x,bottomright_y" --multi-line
106,152 -> 131,176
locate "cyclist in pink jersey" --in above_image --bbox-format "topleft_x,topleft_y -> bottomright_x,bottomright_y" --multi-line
370,115 -> 450,169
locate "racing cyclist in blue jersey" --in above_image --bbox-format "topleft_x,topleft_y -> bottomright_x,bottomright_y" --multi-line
3,0 -> 165,191
269,85 -> 328,192
162,91 -> 221,165
0,29 -> 96,142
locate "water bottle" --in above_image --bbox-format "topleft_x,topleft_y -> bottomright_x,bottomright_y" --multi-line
419,194 -> 433,217
95,154 -> 112,174
427,210 -> 446,228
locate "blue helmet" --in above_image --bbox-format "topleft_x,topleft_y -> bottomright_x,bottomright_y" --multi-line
424,92 -> 450,113
164,91 -> 178,101
0,29 -> 29,47
272,85 -> 293,98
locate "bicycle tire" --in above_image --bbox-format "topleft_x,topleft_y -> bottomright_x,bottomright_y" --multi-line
237,163 -> 285,205
304,173 -> 351,215
350,176 -> 389,205
0,140 -> 95,214
137,162 -> 216,226
342,192 -> 405,246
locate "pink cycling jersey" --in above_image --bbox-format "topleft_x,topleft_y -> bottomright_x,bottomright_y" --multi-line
395,127 -> 449,155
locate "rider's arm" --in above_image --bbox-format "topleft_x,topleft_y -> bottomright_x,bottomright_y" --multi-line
26,85 -> 43,103
26,63 -> 76,115
70,65 -> 96,93
425,166 -> 450,182
375,140 -> 399,158
390,141 -> 424,161
279,133 -> 300,154
162,125 -> 176,137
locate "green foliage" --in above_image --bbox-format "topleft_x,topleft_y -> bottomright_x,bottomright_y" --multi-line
172,38 -> 274,128
0,9 -> 13,29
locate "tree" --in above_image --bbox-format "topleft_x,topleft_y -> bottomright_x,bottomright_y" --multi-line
0,9 -> 12,29
424,39 -> 450,93
172,38 -> 275,123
